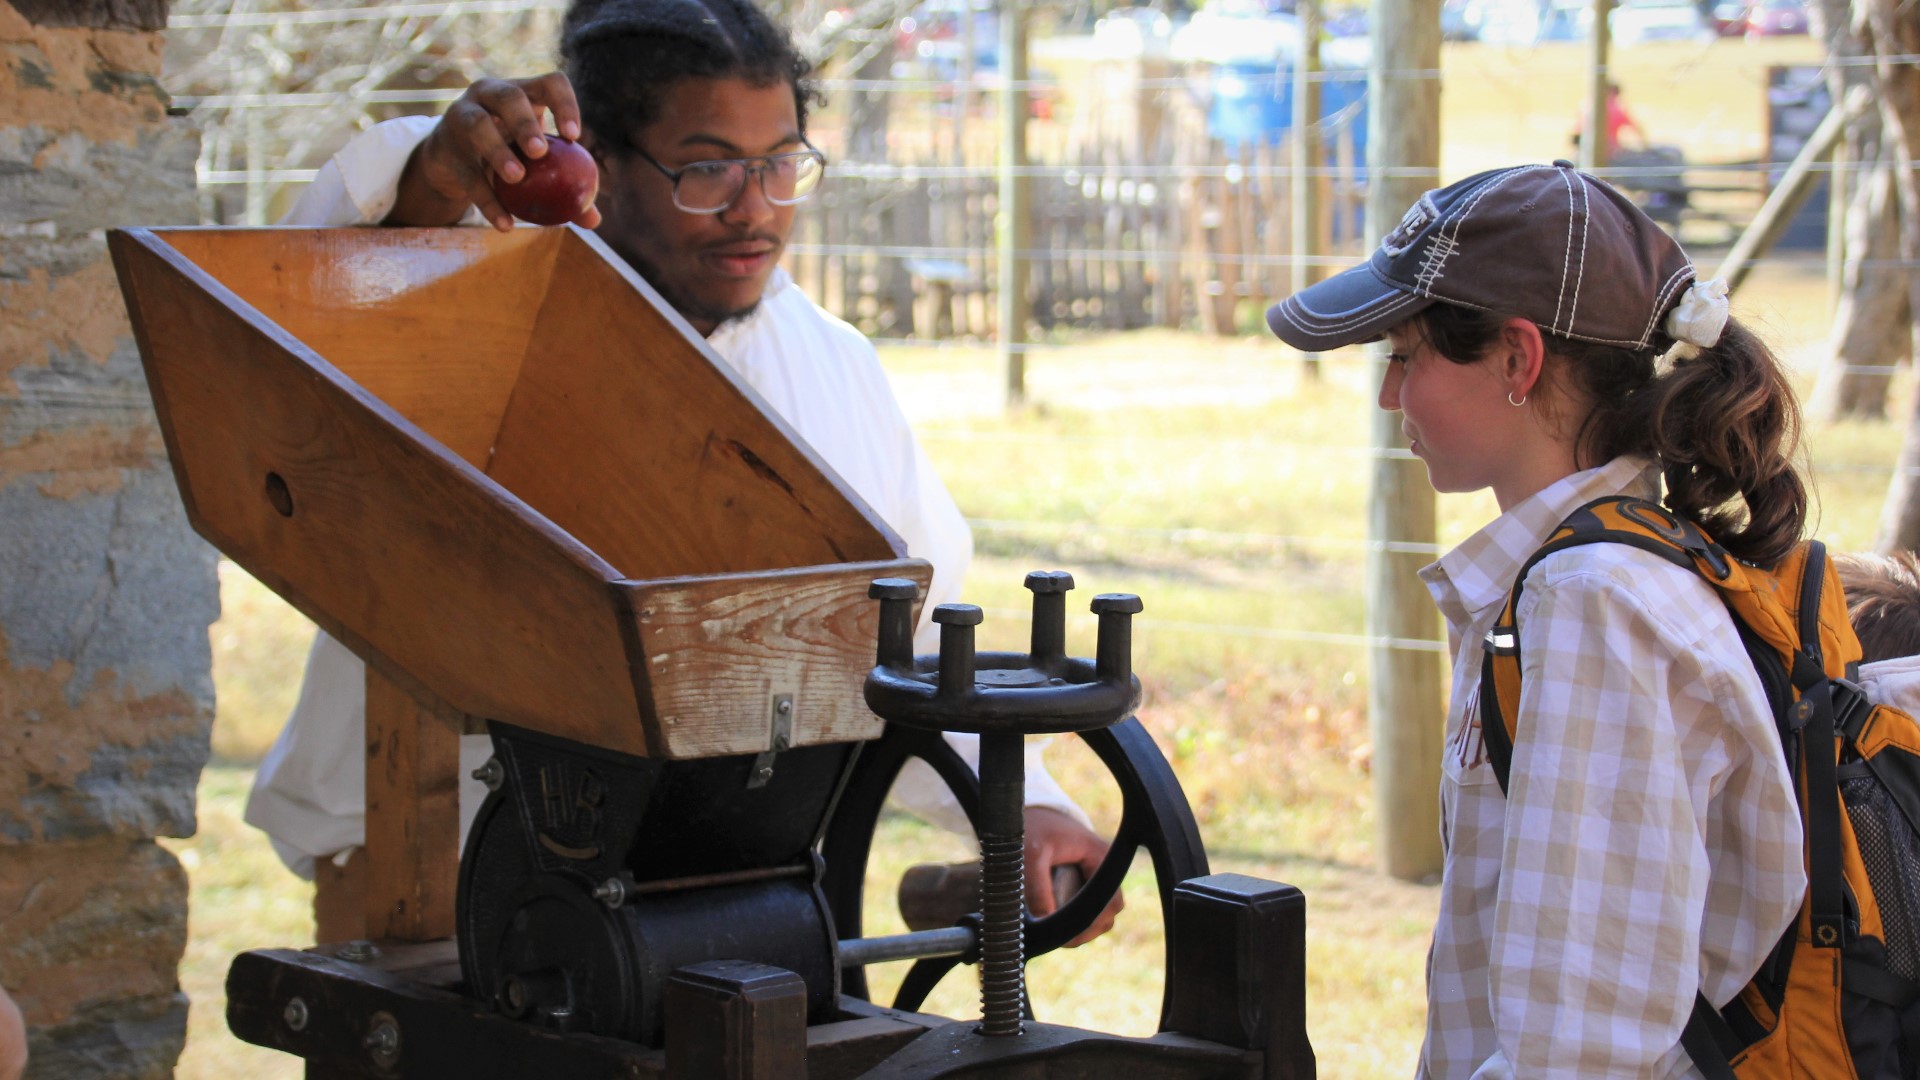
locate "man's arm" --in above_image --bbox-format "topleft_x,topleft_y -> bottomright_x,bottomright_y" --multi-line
281,73 -> 598,231
385,74 -> 598,232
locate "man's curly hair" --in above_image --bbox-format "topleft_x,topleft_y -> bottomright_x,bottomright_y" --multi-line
562,0 -> 822,149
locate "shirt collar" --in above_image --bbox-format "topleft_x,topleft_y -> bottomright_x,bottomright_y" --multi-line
704,266 -> 792,353
1419,455 -> 1661,629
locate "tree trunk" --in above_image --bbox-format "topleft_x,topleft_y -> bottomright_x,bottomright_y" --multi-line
846,38 -> 893,163
1811,142 -> 1910,422
1864,0 -> 1920,551
1809,0 -> 1909,422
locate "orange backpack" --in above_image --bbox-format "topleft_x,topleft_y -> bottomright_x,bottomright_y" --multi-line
1480,495 -> 1920,1079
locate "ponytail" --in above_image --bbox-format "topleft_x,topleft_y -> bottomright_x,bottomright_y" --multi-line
1416,306 -> 1808,568
1634,319 -> 1806,567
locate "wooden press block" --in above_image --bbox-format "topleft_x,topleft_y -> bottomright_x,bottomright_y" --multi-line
110,226 -> 931,760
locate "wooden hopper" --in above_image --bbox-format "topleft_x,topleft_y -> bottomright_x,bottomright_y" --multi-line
109,226 -> 931,762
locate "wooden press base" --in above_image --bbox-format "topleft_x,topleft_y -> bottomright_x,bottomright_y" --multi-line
230,938 -> 949,1080
226,938 -> 1274,1080
232,874 -> 1314,1079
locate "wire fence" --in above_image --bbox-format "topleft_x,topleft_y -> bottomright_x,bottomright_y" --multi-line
159,3 -> 1919,657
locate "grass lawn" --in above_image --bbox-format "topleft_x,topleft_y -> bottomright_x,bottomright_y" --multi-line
168,245 -> 1908,1078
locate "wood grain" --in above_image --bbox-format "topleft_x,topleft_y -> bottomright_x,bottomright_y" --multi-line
363,668 -> 460,942
111,229 -> 651,755
154,228 -> 559,468
112,226 -> 920,762
486,230 -> 904,580
622,559 -> 931,758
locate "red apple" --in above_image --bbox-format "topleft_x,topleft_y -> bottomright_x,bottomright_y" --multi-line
490,137 -> 597,227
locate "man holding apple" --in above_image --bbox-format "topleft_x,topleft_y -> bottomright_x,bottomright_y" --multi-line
248,0 -> 1123,947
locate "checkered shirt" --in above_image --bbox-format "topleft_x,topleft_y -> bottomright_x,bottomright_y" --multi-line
1414,455 -> 1805,1078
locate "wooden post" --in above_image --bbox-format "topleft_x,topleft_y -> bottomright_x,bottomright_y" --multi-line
1365,0 -> 1446,882
665,960 -> 809,1080
998,0 -> 1031,407
1292,0 -> 1324,380
363,669 -> 461,941
1165,873 -> 1316,1080
1581,0 -> 1613,172
1715,89 -> 1868,294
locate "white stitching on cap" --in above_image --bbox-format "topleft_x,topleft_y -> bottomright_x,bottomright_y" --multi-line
1415,236 -> 1459,294
1637,264 -> 1696,346
1552,169 -> 1575,334
1427,166 -> 1541,298
1564,172 -> 1590,337
1281,287 -> 1425,333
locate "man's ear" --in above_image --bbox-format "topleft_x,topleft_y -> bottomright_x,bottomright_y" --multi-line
1500,317 -> 1546,400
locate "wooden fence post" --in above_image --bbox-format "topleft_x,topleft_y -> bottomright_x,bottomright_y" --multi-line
1581,0 -> 1613,172
998,0 -> 1031,407
1365,0 -> 1446,883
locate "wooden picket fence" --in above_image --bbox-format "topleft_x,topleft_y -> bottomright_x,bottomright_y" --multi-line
787,105 -> 1366,341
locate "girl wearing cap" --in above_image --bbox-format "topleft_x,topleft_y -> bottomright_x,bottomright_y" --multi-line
1269,162 -> 1805,1077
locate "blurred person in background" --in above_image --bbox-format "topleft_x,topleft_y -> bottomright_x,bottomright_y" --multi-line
1572,81 -> 1649,157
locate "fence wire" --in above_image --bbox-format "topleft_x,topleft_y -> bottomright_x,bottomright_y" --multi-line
160,4 -> 1920,655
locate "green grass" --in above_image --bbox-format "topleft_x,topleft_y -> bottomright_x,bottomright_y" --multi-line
170,255 -> 1908,1079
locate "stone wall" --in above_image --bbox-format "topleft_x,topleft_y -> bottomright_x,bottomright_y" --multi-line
0,2 -> 216,1077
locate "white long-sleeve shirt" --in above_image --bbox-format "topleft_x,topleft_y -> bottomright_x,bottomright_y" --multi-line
244,115 -> 1086,877
1416,455 -> 1804,1078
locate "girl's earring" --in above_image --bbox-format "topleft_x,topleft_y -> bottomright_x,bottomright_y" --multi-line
1507,391 -> 1528,407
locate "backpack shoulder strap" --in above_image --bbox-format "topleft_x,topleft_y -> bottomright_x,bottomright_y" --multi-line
1478,496 -> 1729,795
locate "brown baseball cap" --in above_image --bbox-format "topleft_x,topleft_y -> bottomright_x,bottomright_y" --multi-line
1266,162 -> 1696,352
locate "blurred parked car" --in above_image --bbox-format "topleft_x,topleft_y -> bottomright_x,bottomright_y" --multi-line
1610,0 -> 1713,43
1092,6 -> 1178,60
1441,0 -> 1483,40
1716,0 -> 1811,35
1171,0 -> 1302,65
892,0 -> 998,83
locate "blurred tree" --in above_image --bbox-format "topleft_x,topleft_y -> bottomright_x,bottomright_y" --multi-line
164,0 -> 919,225
165,1 -> 568,224
1807,0 -> 1909,423
1861,0 -> 1920,551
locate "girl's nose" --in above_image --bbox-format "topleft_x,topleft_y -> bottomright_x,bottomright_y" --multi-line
1378,362 -> 1404,411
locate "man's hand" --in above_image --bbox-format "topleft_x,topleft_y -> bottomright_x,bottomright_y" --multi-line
0,982 -> 26,1080
1024,806 -> 1123,946
387,72 -> 602,232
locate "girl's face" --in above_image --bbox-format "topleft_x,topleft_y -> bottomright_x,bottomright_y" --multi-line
1379,323 -> 1529,501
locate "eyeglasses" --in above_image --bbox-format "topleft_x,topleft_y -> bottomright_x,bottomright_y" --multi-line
631,142 -> 828,214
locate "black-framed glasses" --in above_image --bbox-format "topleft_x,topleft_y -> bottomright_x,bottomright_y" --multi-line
631,141 -> 828,214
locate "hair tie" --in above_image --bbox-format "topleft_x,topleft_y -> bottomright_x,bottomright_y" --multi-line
1665,277 -> 1730,349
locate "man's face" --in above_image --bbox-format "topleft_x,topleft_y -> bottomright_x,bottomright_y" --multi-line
591,77 -> 802,336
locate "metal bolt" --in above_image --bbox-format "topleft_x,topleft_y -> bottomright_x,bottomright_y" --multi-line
870,577 -> 921,670
776,698 -> 793,716
335,939 -> 380,963
933,604 -> 983,698
499,975 -> 529,1017
283,997 -> 309,1032
471,757 -> 505,792
1025,570 -> 1074,663
1092,593 -> 1144,684
591,876 -> 630,909
1023,569 -> 1075,594
975,731 -> 1028,1037
364,1012 -> 401,1068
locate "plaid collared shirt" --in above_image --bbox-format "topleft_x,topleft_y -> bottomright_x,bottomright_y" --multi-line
1414,456 -> 1805,1079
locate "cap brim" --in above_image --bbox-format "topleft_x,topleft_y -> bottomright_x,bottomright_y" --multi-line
1265,263 -> 1434,351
